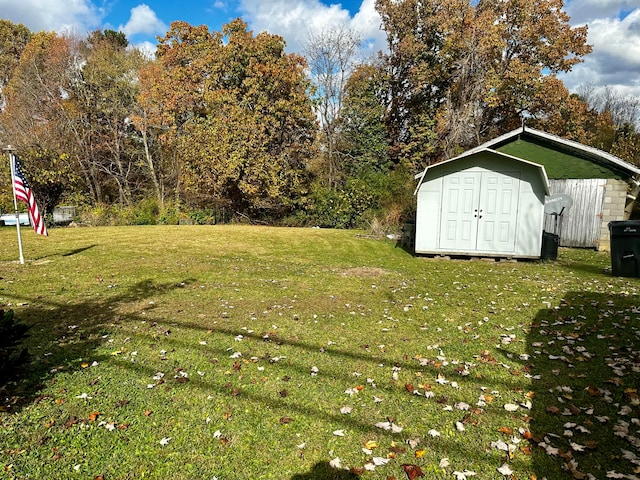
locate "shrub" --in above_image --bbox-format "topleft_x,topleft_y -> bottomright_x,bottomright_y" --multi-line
189,209 -> 217,225
305,176 -> 384,229
0,309 -> 30,383
79,203 -> 113,226
157,202 -> 181,225
133,198 -> 159,225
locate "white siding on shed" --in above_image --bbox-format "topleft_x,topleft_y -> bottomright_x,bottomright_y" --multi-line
414,150 -> 549,258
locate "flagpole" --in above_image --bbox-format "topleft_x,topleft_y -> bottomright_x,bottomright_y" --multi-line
5,146 -> 25,264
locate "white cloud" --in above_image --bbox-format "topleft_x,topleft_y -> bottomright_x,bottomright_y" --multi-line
134,40 -> 158,59
238,0 -> 385,55
239,0 -> 349,52
559,5 -> 640,97
0,0 -> 102,35
350,0 -> 387,54
565,0 -> 640,24
119,4 -> 168,39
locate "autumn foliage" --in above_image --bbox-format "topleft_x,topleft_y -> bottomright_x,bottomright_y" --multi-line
0,3 -> 638,226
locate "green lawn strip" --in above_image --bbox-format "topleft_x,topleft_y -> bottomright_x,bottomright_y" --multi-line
0,225 -> 638,479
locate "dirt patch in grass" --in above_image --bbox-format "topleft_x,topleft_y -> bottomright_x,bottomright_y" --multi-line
337,266 -> 392,277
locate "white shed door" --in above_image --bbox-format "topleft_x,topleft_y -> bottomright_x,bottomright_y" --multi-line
440,172 -> 481,251
439,171 -> 520,253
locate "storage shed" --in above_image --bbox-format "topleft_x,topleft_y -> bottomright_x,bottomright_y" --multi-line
413,148 -> 550,258
468,126 -> 640,250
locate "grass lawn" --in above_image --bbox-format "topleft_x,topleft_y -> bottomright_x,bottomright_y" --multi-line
0,225 -> 639,480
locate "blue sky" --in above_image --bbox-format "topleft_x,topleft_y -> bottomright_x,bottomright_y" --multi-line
0,0 -> 639,96
0,0 -> 384,55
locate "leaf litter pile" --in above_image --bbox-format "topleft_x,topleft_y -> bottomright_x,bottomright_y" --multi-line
0,229 -> 639,479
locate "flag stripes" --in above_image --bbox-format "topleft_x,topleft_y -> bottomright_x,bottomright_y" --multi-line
12,156 -> 48,236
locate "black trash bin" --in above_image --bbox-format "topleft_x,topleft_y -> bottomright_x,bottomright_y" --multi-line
541,230 -> 559,260
608,220 -> 640,277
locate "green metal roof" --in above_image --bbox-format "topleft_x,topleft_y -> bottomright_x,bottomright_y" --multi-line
496,138 -> 624,180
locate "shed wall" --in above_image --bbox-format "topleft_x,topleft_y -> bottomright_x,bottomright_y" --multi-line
600,178 -> 629,251
415,154 -> 546,258
543,179 -> 628,250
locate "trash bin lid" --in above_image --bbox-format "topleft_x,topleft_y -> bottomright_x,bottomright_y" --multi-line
608,220 -> 640,235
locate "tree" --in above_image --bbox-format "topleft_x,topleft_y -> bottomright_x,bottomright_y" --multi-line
374,0 -> 592,166
131,59 -> 177,209
575,84 -> 640,165
0,20 -> 31,111
1,31 -> 73,149
155,20 -> 316,218
304,25 -> 361,188
67,30 -> 148,205
477,0 -> 591,136
577,84 -> 640,130
0,31 -> 76,211
341,61 -> 390,176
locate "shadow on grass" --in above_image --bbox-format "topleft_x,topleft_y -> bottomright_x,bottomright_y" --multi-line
60,244 -> 97,257
1,277 -> 195,413
527,290 -> 640,478
28,243 -> 98,260
11,262 -> 639,477
2,272 -> 446,441
290,461 -> 360,479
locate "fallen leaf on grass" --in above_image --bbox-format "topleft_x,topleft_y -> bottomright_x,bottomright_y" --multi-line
371,457 -> 389,466
375,421 -> 403,433
453,470 -> 477,480
64,416 -> 79,429
364,440 -> 379,450
88,411 -> 100,422
569,441 -> 585,452
497,463 -> 513,476
584,381 -> 606,394
403,438 -> 419,450
402,464 -> 425,479
606,472 -> 626,478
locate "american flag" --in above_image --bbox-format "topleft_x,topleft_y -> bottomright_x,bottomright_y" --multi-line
12,156 -> 48,236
